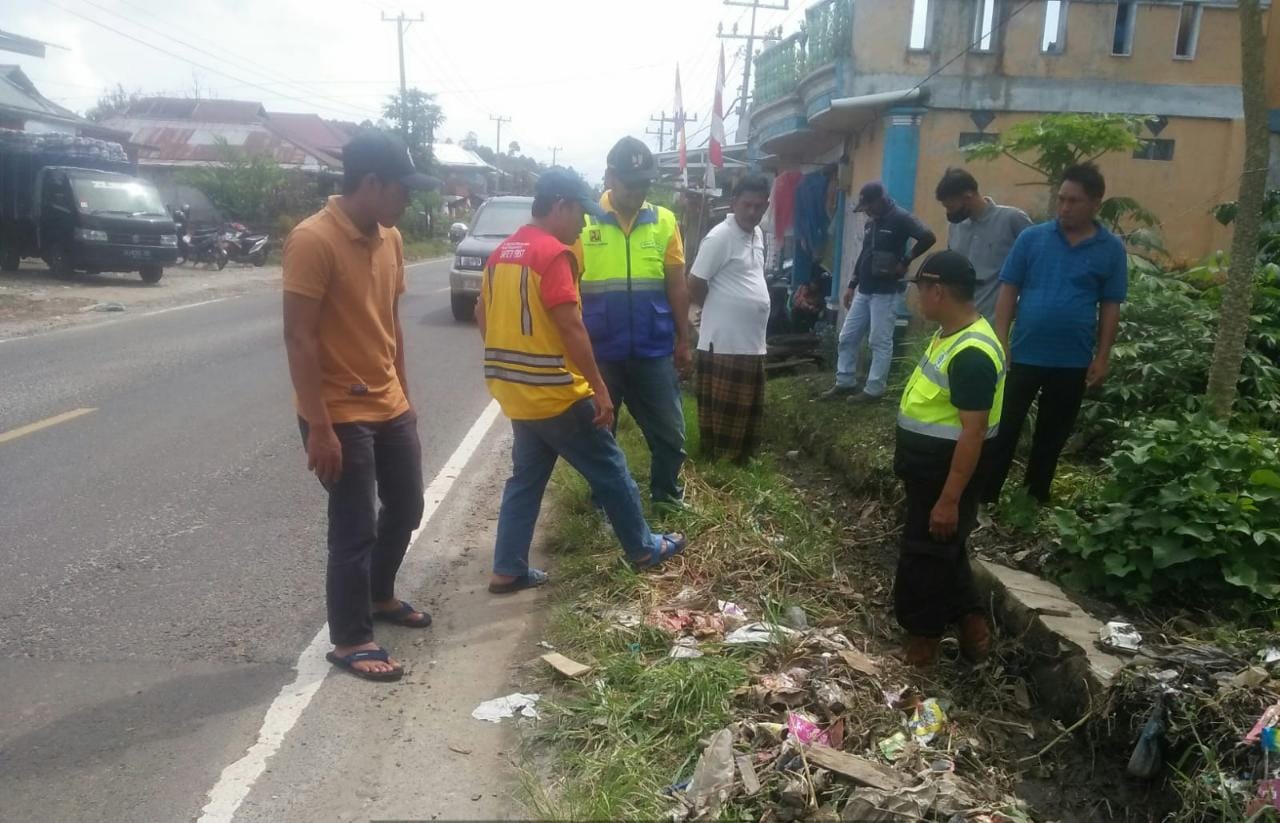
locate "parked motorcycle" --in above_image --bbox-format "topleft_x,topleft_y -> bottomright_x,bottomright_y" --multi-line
220,222 -> 270,267
186,228 -> 228,270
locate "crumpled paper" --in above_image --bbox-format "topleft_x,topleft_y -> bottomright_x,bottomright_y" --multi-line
471,693 -> 541,723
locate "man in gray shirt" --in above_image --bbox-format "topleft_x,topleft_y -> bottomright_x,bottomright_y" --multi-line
935,168 -> 1032,322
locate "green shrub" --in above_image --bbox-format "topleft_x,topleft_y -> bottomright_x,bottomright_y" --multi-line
1075,262 -> 1280,452
1054,415 -> 1280,604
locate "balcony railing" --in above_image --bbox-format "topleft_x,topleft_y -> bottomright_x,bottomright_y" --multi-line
804,0 -> 852,74
753,0 -> 852,108
754,32 -> 804,108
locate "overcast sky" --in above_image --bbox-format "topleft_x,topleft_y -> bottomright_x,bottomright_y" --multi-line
7,0 -> 807,181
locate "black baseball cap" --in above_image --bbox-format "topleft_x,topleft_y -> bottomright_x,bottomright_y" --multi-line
535,167 -> 606,218
342,130 -> 441,191
853,181 -> 887,212
606,136 -> 658,186
910,250 -> 977,288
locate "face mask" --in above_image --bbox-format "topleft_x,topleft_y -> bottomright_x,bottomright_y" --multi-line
946,208 -> 970,224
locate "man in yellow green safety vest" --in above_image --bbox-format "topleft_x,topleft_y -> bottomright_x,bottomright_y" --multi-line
894,250 -> 1006,668
573,137 -> 692,506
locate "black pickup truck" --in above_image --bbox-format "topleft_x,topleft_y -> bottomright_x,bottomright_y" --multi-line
0,131 -> 178,284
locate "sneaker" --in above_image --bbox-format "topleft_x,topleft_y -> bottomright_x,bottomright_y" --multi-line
817,384 -> 859,401
847,391 -> 884,405
959,614 -> 992,663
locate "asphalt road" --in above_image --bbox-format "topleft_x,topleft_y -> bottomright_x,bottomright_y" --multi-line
0,259 -> 530,822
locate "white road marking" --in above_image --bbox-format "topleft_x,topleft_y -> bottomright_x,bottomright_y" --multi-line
0,407 -> 96,445
0,297 -> 228,346
196,399 -> 504,823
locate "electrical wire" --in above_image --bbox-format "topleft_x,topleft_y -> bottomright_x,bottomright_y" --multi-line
45,0 -> 381,119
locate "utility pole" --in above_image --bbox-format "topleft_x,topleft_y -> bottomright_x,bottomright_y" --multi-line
550,146 -> 563,166
647,110 -> 698,152
489,114 -> 511,154
719,0 -> 787,141
381,10 -> 424,137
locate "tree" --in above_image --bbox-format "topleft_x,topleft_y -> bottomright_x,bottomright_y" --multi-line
461,131 -> 479,151
508,140 -> 521,156
86,84 -> 140,123
180,138 -> 288,225
382,88 -> 444,171
1206,0 -> 1269,419
962,113 -> 1142,216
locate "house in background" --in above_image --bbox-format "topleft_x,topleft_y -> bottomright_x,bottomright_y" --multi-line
434,141 -> 496,209
749,0 -> 1280,292
101,97 -> 345,222
0,64 -> 130,145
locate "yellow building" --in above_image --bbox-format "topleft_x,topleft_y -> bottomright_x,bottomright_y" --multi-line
749,0 -> 1277,276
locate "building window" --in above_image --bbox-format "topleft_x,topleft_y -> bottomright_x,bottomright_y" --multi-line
972,0 -> 1000,52
909,0 -> 931,50
1175,3 -> 1202,59
959,132 -> 1000,148
1042,0 -> 1068,53
1134,139 -> 1175,161
1113,1 -> 1137,56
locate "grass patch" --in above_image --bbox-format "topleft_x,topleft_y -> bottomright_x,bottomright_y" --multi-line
527,408 -> 879,819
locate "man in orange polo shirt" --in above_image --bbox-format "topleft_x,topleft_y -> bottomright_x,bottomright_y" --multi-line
283,130 -> 438,682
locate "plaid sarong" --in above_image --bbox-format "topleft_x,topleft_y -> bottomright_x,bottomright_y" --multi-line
695,350 -> 766,462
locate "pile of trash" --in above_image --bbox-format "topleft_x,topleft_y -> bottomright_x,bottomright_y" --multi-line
595,590 -> 1033,821
1092,625 -> 1280,819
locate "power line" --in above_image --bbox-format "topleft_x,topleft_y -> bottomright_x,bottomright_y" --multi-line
70,0 -> 382,118
45,0 -> 380,119
381,10 -> 425,136
106,0 -> 386,113
718,0 -> 788,139
489,114 -> 511,153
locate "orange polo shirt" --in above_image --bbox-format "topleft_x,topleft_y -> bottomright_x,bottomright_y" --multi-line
282,196 -> 409,423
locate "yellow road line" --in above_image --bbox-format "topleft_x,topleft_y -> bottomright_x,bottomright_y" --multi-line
0,407 -> 96,445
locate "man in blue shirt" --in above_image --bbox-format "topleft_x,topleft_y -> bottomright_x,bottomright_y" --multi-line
984,163 -> 1128,504
820,182 -> 936,402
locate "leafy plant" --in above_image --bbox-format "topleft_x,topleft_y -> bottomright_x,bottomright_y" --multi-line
180,138 -> 317,227
1054,414 -> 1280,604
1076,262 -> 1280,451
1212,188 -> 1280,268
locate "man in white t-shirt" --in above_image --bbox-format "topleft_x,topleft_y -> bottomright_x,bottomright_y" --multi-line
689,175 -> 772,462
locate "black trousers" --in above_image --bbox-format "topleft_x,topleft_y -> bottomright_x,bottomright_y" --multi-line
894,467 -> 983,638
983,363 -> 1088,505
299,411 -> 424,647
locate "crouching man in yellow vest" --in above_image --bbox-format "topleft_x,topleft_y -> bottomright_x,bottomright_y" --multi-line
894,251 -> 1006,667
477,168 -> 688,595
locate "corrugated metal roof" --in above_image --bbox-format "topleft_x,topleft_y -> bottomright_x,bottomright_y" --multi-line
123,97 -> 266,123
0,64 -> 82,122
266,112 -> 347,166
435,142 -> 493,170
101,116 -> 332,169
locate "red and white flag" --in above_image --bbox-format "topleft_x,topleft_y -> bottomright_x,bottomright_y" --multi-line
675,65 -> 688,188
706,44 -> 726,190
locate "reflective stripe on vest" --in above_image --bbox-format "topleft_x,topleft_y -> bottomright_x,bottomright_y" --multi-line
481,244 -> 593,420
578,202 -> 678,360
897,317 -> 1006,441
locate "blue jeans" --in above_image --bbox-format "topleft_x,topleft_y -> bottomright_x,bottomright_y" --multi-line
836,290 -> 896,397
599,356 -> 686,503
493,399 -> 656,577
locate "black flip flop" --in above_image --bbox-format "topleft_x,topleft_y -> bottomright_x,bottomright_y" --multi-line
488,568 -> 549,595
373,601 -> 433,628
325,647 -> 404,682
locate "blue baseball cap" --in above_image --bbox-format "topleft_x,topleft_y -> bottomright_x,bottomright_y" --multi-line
535,167 -> 606,218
